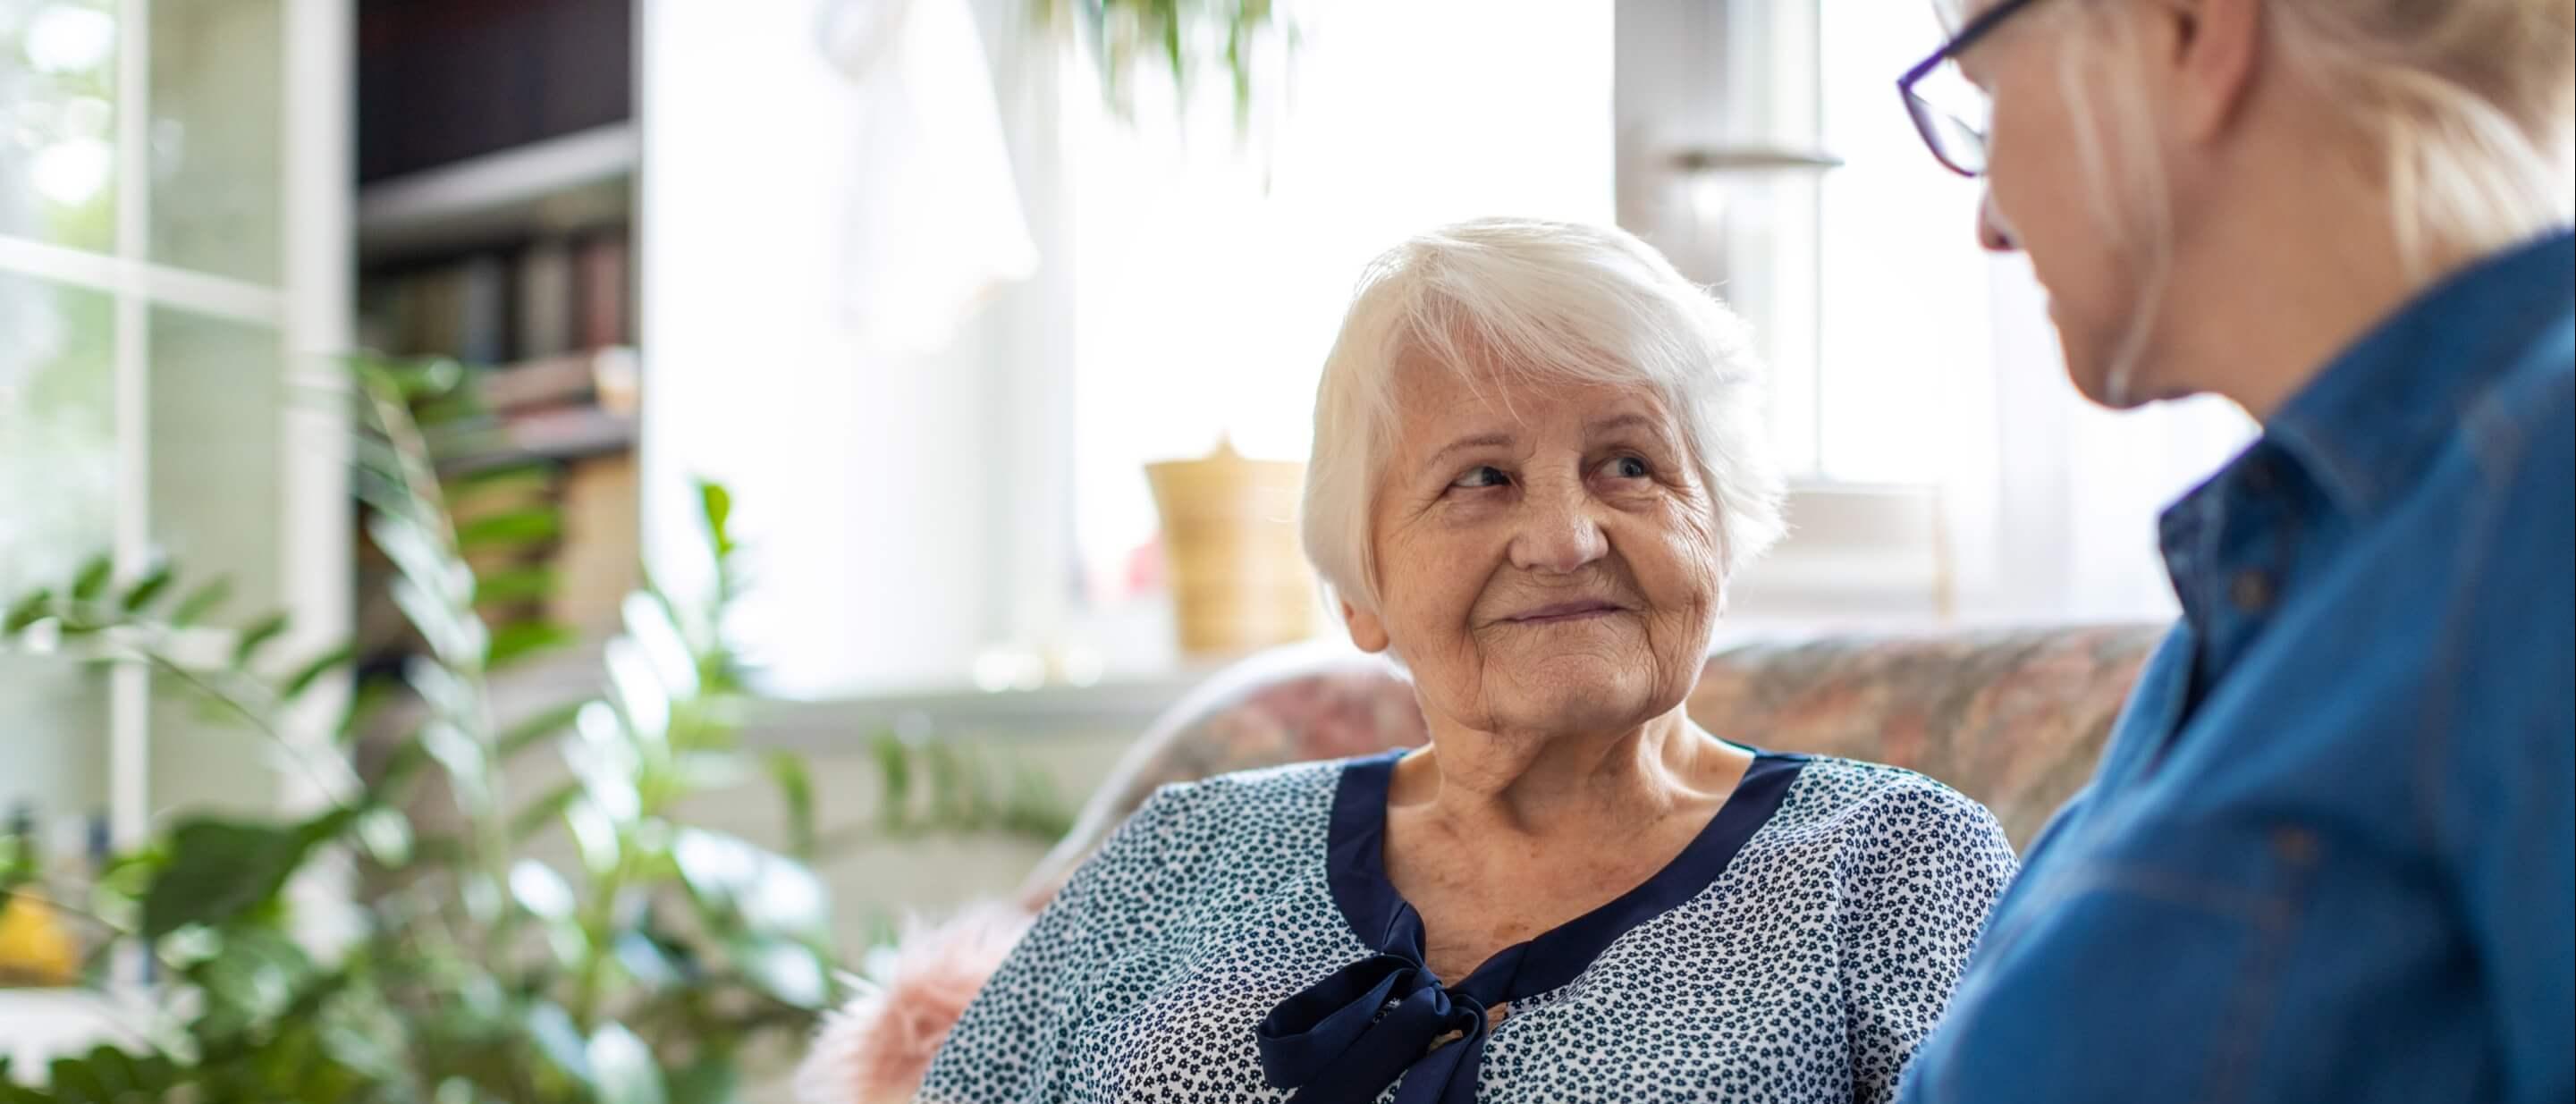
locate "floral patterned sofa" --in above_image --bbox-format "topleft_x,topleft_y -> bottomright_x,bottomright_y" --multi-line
796,625 -> 2166,1104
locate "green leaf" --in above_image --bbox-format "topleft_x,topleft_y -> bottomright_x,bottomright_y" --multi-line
508,859 -> 578,923
497,701 -> 588,761
333,679 -> 395,746
392,577 -> 481,665
46,1051 -> 114,1101
69,555 -> 113,603
280,644 -> 357,699
232,611 -> 291,666
140,818 -> 316,939
3,589 -> 50,635
586,1024 -> 667,1104
367,511 -> 468,606
119,565 -> 173,612
620,592 -> 700,704
522,1001 -> 593,1085
696,480 -> 735,557
604,638 -> 671,746
472,566 -> 558,605
354,805 -> 413,866
563,796 -> 622,877
190,923 -> 317,1025
664,1054 -> 738,1104
486,620 -> 576,669
671,828 -> 831,941
456,508 -> 561,552
871,733 -> 914,831
728,934 -> 828,1009
169,576 -> 234,627
419,721 -> 492,809
509,780 -> 584,842
612,929 -> 685,990
672,751 -> 751,792
767,751 -> 818,859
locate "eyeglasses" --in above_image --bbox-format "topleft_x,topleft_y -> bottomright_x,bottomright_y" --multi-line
1896,0 -> 2049,177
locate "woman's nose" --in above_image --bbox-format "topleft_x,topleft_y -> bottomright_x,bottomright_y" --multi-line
1977,189 -> 2019,253
1508,486 -> 1609,575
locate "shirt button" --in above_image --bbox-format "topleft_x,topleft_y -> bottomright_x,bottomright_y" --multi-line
2231,570 -> 2276,612
2273,827 -> 2318,864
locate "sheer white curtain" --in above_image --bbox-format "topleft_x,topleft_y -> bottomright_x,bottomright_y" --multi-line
1945,257 -> 2255,624
1792,0 -> 2253,627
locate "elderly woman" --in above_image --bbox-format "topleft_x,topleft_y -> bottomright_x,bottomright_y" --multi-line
1888,1 -> 2572,1102
916,219 -> 2018,1104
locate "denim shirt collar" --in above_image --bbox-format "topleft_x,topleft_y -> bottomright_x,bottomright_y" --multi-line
2262,228 -> 2576,519
2156,228 -> 2575,632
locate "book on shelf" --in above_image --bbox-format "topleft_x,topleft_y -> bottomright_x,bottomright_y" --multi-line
514,239 -> 576,359
479,403 -> 638,465
474,347 -> 637,414
454,253 -> 509,365
361,227 -> 632,367
575,232 -> 630,349
552,451 -> 640,635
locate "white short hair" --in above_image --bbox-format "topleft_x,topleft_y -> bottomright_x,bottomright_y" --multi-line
1300,217 -> 1787,615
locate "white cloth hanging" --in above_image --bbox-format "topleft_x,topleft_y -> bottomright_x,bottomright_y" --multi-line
817,0 -> 1040,356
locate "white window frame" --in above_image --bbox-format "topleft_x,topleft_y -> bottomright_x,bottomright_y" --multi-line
0,0 -> 351,851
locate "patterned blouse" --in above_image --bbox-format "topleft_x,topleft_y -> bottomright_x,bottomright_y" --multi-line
919,749 -> 2017,1103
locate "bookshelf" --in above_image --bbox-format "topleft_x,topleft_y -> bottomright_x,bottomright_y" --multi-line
356,122 -> 638,264
352,0 -> 643,675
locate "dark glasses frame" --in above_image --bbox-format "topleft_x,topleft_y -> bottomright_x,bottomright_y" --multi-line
1896,0 -> 2049,177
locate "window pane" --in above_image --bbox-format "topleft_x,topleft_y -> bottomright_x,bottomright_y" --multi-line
148,306 -> 283,613
0,271 -> 114,836
147,0 -> 281,283
0,0 -> 120,253
147,304 -> 284,815
0,272 -> 114,594
1068,2 -> 1617,625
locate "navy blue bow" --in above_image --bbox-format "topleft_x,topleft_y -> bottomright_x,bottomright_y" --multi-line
1255,951 -> 1496,1104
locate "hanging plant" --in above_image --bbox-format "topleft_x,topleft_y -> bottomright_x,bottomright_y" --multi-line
1033,0 -> 1288,127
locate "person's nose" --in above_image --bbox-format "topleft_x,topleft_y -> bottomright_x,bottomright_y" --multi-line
1977,188 -> 2019,253
1508,478 -> 1609,575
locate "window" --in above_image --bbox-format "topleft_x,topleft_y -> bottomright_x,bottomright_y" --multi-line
644,0 -> 2248,701
1061,0 -> 1617,645
0,0 -> 348,839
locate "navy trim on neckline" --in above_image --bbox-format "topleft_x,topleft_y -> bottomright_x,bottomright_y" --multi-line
1260,748 -> 1810,1102
1325,746 -> 1808,1005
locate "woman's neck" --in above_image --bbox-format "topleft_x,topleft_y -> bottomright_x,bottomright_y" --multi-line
2146,104 -> 2534,421
1391,707 -> 1753,840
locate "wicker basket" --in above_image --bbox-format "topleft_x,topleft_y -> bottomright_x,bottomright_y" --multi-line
1145,440 -> 1320,657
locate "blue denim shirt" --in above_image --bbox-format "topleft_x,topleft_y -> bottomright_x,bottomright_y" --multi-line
1898,229 -> 2576,1104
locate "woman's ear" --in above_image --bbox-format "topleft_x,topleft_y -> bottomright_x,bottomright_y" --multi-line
2149,0 -> 2264,145
1340,598 -> 1391,654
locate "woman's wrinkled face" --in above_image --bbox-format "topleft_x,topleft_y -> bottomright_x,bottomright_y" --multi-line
1343,354 -> 1724,740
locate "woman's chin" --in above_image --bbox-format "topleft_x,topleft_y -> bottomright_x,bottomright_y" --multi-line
1485,660 -> 1672,735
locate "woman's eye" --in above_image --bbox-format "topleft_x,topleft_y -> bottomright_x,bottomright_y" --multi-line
1609,456 -> 1651,479
1449,466 -> 1510,490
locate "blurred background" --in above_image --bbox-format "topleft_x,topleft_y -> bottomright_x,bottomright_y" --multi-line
0,0 -> 2255,1099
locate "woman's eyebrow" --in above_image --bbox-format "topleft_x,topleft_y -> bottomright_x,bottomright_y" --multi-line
1424,432 -> 1516,468
1588,412 -> 1660,437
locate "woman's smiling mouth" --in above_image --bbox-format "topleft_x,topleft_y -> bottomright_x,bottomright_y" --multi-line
1504,600 -> 1626,625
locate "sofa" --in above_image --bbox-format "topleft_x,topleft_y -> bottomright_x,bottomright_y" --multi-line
795,624 -> 2166,1104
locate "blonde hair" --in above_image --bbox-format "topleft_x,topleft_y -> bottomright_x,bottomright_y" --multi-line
1300,218 -> 1786,616
2035,0 -> 2576,400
